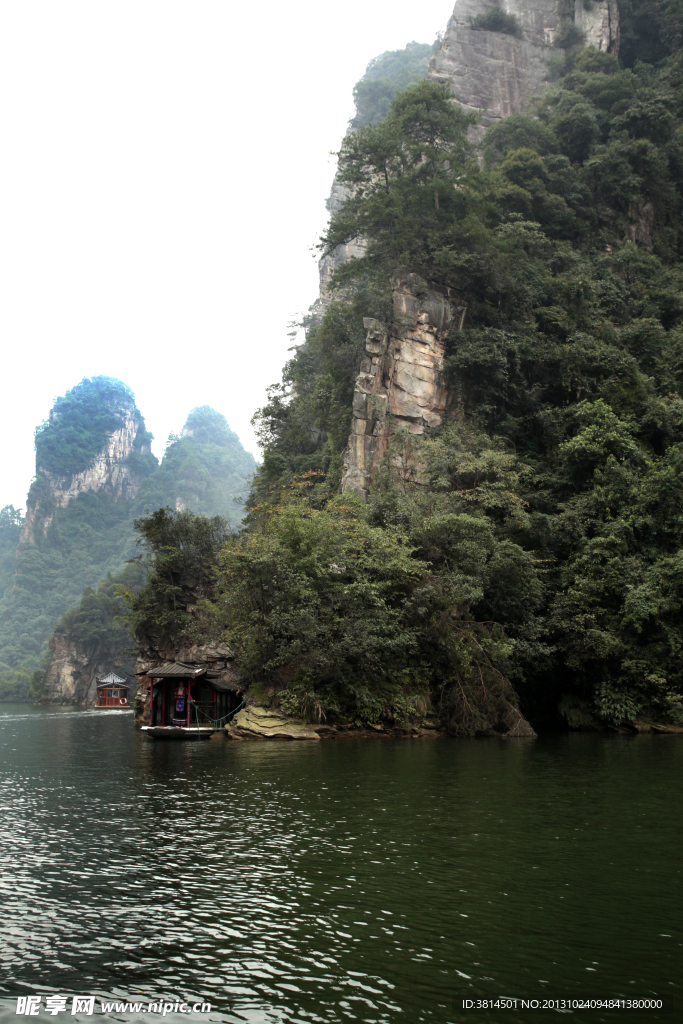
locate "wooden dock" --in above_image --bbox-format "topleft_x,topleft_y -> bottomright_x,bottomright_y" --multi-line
140,725 -> 219,741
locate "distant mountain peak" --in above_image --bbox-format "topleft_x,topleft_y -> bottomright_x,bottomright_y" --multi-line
22,377 -> 155,544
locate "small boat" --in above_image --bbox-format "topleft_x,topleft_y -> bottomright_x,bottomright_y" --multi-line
139,661 -> 242,740
96,672 -> 131,710
140,725 -> 217,741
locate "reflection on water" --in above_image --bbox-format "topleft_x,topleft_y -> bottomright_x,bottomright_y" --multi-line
0,705 -> 680,1023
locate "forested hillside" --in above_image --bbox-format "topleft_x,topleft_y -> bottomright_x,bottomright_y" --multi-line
127,1 -> 683,733
0,380 -> 255,700
351,40 -> 435,129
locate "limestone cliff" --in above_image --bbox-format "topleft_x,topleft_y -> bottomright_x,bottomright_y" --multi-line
21,396 -> 151,544
41,630 -> 128,705
334,0 -> 620,497
342,275 -> 456,497
429,0 -> 618,136
317,181 -> 367,311
320,0 -> 619,312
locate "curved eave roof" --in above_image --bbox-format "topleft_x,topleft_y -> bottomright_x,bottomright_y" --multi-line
147,662 -> 207,678
96,672 -> 127,684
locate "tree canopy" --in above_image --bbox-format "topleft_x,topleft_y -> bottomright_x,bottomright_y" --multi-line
241,31 -> 683,732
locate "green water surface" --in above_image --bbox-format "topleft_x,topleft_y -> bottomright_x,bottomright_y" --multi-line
0,706 -> 679,1023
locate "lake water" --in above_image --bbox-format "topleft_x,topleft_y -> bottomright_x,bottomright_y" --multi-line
0,706 -> 679,1024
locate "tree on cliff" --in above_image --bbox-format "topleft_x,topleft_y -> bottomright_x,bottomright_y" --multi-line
323,81 -> 478,282
246,41 -> 683,731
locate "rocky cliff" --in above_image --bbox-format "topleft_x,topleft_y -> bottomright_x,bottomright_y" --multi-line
42,630 -> 122,705
333,0 -> 620,496
320,0 -> 619,312
317,181 -> 367,312
429,0 -> 618,136
342,274 -> 456,497
21,394 -> 151,544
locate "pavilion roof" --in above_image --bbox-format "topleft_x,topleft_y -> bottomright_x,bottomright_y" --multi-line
147,662 -> 206,678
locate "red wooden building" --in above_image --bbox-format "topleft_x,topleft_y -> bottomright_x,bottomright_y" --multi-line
141,661 -> 241,739
96,672 -> 131,709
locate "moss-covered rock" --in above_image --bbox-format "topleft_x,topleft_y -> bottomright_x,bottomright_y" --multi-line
225,705 -> 321,740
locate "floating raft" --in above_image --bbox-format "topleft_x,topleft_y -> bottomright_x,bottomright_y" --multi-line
141,725 -> 219,741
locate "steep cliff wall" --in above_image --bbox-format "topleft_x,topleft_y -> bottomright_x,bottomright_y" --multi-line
316,42 -> 434,312
428,0 -> 618,135
317,181 -> 367,311
320,0 -> 619,315
342,275 -> 455,497
42,631 -> 111,705
335,0 -> 620,497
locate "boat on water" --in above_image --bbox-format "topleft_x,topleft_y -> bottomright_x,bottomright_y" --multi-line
140,660 -> 242,740
96,672 -> 132,710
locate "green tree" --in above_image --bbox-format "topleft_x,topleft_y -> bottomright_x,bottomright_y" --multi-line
201,486 -> 530,734
323,81 -> 479,285
126,508 -> 229,648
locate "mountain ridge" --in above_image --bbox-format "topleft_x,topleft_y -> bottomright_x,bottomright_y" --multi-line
0,379 -> 255,701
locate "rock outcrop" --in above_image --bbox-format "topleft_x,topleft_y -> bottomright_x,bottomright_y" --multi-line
225,706 -> 323,740
41,630 -> 132,706
21,398 -> 151,544
341,274 -> 456,497
224,706 -> 450,740
428,0 -> 619,137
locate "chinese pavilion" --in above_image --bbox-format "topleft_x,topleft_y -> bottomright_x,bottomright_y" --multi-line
140,660 -> 241,739
96,672 -> 131,709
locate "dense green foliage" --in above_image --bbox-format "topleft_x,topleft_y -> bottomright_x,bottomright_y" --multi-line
34,377 -> 148,479
251,291 -> 392,501
0,383 -> 255,701
130,497 -> 528,733
239,24 -> 683,731
0,506 -> 22,601
54,568 -> 141,662
147,407 -> 255,525
617,0 -> 683,68
470,8 -> 522,37
326,81 -> 479,280
30,563 -> 148,702
351,41 -> 434,129
127,508 -> 229,649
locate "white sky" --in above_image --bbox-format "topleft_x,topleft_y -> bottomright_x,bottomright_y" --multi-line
0,0 -> 453,511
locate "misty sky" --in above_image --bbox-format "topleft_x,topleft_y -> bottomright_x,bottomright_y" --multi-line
0,0 -> 453,510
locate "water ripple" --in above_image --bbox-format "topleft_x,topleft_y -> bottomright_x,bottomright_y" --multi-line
0,706 -> 680,1023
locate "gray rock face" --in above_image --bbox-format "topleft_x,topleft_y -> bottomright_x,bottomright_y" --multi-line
429,0 -> 618,134
42,630 -> 123,705
341,275 -> 456,498
318,0 -> 619,311
316,179 -> 367,312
